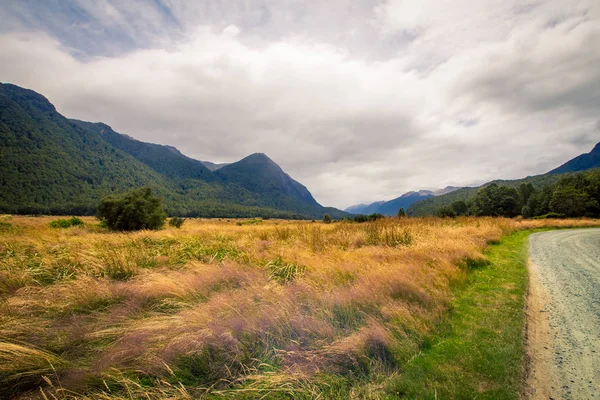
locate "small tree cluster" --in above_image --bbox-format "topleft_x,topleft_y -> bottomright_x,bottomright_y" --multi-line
322,214 -> 332,224
97,187 -> 166,231
169,217 -> 185,228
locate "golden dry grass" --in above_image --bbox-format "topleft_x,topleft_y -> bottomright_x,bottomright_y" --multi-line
0,215 -> 598,398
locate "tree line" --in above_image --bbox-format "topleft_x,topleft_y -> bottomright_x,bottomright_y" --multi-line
437,170 -> 600,218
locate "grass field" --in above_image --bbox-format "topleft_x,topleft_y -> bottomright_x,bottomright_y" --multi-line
0,216 -> 597,399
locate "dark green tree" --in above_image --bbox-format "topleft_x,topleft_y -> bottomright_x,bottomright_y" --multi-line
437,206 -> 456,218
521,205 -> 533,218
471,183 -> 521,217
549,187 -> 589,217
322,214 -> 332,224
450,200 -> 469,216
518,182 -> 536,206
397,208 -> 406,218
97,187 -> 166,231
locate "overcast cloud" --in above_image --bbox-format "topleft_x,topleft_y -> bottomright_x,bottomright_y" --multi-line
0,0 -> 598,208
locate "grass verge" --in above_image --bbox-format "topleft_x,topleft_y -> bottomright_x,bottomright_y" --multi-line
386,230 -> 531,399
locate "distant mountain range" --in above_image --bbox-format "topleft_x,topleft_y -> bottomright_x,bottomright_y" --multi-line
407,143 -> 600,216
0,83 -> 346,219
346,187 -> 461,216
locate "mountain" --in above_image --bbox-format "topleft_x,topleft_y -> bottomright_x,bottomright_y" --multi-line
216,153 -> 319,209
376,191 -> 435,216
346,187 -> 460,216
548,142 -> 600,174
201,160 -> 230,171
408,143 -> 600,216
0,83 -> 347,219
70,120 -> 217,182
344,202 -> 384,214
433,186 -> 462,196
0,83 -> 175,214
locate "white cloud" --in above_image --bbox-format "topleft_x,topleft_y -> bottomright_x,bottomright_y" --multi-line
0,0 -> 598,208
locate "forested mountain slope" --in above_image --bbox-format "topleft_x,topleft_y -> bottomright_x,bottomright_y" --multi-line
408,160 -> 600,217
0,83 -> 346,219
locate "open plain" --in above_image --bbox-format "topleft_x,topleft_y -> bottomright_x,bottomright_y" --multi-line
1,216 -> 599,399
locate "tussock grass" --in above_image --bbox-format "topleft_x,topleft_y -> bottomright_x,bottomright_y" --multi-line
0,340 -> 68,392
0,215 -> 598,398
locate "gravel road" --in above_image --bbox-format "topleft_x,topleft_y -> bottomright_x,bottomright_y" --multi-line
527,228 -> 600,400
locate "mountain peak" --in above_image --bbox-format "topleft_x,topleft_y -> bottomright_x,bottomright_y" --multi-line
549,142 -> 600,174
216,153 -> 319,208
1,82 -> 56,113
242,153 -> 274,163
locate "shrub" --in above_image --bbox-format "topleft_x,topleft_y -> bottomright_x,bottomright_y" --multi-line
353,213 -> 384,223
397,208 -> 406,218
49,217 -> 84,228
97,187 -> 166,231
169,217 -> 185,228
323,214 -> 332,224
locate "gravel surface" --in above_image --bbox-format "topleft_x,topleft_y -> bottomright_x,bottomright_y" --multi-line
527,228 -> 600,400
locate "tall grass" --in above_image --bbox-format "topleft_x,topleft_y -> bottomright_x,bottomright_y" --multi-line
0,216 -> 598,398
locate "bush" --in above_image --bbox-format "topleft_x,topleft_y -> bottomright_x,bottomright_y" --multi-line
322,214 -> 332,224
97,187 -> 166,231
353,213 -> 385,223
169,217 -> 185,228
49,217 -> 84,228
397,208 -> 406,218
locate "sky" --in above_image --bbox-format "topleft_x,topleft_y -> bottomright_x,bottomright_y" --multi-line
0,0 -> 598,209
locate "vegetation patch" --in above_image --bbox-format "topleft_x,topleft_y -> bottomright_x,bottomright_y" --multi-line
49,216 -> 84,228
386,230 -> 531,399
1,217 -> 598,399
265,256 -> 306,283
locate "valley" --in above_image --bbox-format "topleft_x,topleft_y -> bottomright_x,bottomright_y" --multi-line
1,215 -> 599,398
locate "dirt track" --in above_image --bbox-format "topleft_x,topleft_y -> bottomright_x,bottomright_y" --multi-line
527,228 -> 600,399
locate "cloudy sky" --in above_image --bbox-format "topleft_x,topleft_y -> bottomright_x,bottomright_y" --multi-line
1,0 -> 598,208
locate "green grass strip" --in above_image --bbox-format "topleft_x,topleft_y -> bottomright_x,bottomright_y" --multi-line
386,230 -> 530,399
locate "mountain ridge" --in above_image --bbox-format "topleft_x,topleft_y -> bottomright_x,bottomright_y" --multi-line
0,83 -> 347,219
548,142 -> 600,174
408,143 -> 600,216
346,186 -> 461,216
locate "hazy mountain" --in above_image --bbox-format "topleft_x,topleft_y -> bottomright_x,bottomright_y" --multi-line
201,160 -> 230,171
548,142 -> 600,174
344,201 -> 385,214
377,191 -> 435,216
0,83 -> 347,219
346,186 -> 460,216
433,186 -> 462,196
408,143 -> 600,216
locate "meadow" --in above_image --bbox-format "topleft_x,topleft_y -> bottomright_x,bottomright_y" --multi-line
1,215 -> 598,399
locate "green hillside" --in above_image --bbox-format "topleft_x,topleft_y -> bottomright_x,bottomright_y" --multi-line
71,120 -> 217,182
408,173 -> 576,217
0,83 -> 347,219
0,83 -> 177,214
